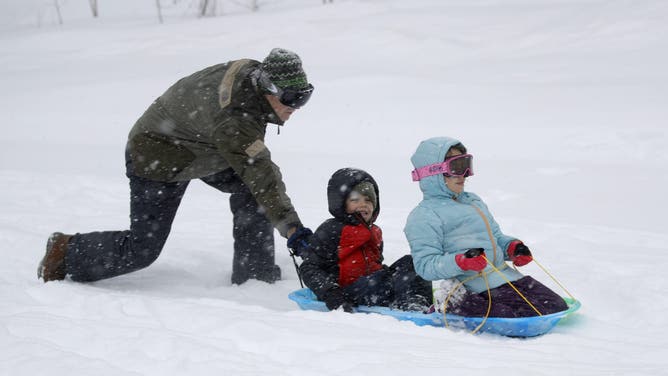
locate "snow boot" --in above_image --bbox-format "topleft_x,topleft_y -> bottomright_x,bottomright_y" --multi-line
231,265 -> 281,285
37,232 -> 72,282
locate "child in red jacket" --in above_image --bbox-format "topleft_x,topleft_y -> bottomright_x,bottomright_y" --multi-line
298,168 -> 433,312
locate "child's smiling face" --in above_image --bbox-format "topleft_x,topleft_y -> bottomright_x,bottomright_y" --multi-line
345,191 -> 375,223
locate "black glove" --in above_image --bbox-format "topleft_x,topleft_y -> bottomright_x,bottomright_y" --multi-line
323,288 -> 354,313
513,243 -> 532,257
287,227 -> 313,257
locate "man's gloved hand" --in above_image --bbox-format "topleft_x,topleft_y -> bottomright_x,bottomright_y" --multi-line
508,241 -> 533,266
287,227 -> 313,257
323,288 -> 354,313
455,248 -> 487,272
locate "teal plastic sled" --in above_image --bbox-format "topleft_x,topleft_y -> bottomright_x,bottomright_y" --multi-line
288,288 -> 580,337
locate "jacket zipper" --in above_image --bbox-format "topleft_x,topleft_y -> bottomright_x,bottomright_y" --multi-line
362,222 -> 373,274
453,196 -> 497,264
355,216 -> 374,275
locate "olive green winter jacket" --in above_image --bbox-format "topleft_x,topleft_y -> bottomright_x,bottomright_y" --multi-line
126,59 -> 300,237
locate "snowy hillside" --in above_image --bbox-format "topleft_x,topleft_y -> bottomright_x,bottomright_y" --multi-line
2,0 -> 668,375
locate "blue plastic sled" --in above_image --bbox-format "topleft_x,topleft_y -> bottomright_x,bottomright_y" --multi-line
288,288 -> 580,337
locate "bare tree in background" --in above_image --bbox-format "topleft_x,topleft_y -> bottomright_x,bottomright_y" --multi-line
199,0 -> 208,17
89,0 -> 99,17
53,0 -> 63,25
199,0 -> 219,17
156,0 -> 164,23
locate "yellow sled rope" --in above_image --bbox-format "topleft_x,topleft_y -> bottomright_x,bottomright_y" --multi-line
442,255 -> 577,334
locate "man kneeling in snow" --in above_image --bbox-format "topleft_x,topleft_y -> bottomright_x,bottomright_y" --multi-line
38,48 -> 314,285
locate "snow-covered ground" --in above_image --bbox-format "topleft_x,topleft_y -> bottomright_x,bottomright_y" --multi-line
2,0 -> 667,374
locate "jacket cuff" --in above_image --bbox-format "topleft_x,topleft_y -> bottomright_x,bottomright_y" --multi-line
506,240 -> 523,259
275,217 -> 302,238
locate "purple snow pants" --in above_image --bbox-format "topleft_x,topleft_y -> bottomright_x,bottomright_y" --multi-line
448,276 -> 568,318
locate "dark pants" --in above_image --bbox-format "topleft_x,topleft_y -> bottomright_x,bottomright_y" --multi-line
64,168 -> 277,284
343,255 -> 433,310
448,276 -> 568,318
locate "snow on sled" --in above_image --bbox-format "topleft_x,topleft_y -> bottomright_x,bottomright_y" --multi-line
288,288 -> 580,337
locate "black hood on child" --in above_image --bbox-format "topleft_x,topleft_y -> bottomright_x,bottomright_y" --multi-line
327,168 -> 380,224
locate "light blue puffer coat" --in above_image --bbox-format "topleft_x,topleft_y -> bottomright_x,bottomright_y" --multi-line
404,137 -> 524,293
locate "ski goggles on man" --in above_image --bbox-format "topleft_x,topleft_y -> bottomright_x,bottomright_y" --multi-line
255,68 -> 315,109
411,154 -> 474,181
276,84 -> 314,109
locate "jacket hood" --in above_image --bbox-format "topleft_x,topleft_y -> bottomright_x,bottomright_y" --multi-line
327,168 -> 380,224
410,136 -> 465,199
225,61 -> 285,126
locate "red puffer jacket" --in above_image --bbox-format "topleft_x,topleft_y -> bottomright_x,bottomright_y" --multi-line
338,223 -> 383,287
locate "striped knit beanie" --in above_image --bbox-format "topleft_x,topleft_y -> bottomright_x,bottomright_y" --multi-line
262,48 -> 309,90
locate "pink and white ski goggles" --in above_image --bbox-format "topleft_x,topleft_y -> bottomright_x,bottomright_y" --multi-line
411,154 -> 474,181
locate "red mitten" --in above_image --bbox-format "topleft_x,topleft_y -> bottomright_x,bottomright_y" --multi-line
508,241 -> 533,266
455,248 -> 487,272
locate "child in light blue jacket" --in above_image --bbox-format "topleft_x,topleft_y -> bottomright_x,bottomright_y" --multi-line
404,137 -> 567,317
